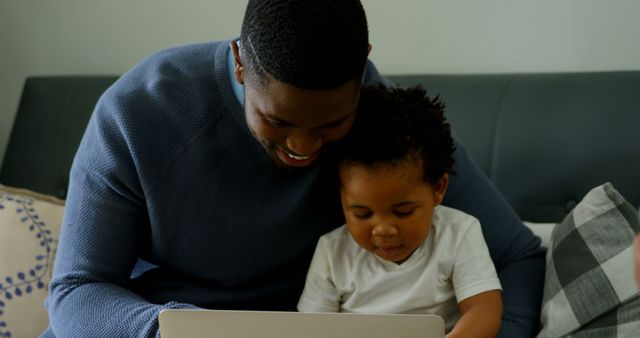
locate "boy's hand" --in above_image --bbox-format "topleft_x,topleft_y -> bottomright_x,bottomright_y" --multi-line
445,290 -> 502,338
635,234 -> 640,288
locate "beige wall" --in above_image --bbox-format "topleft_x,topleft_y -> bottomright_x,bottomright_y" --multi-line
2,0 -> 640,168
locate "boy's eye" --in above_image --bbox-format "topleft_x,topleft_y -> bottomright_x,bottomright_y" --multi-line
393,209 -> 415,218
352,211 -> 372,220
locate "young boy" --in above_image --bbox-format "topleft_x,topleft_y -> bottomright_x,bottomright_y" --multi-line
297,85 -> 503,338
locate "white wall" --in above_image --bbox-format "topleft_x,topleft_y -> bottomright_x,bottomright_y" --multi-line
2,0 -> 640,168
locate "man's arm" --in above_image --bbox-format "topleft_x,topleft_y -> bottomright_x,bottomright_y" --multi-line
47,90 -> 198,338
444,141 -> 545,337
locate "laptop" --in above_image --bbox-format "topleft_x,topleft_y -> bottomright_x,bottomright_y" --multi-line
159,309 -> 445,338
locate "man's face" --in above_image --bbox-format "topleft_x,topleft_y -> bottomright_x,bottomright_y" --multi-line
243,78 -> 360,168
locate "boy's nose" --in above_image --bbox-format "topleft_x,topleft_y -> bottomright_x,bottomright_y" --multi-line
372,223 -> 398,236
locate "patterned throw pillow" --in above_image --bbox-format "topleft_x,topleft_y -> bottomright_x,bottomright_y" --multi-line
0,184 -> 64,338
538,183 -> 640,338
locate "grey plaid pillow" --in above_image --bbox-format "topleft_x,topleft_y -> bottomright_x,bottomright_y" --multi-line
537,183 -> 640,338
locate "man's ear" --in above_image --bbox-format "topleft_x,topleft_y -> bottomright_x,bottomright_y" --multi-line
434,173 -> 449,205
367,43 -> 372,56
229,41 -> 245,85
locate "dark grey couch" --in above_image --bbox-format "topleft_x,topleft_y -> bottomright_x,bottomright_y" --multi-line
2,72 -> 639,223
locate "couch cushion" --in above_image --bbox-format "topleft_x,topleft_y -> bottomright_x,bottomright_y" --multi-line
491,72 -> 640,222
0,76 -> 118,199
0,184 -> 63,338
538,183 -> 640,337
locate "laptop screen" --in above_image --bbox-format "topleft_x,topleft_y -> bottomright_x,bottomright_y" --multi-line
159,309 -> 444,338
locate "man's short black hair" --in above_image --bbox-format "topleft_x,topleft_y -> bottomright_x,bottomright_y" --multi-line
240,0 -> 369,89
339,85 -> 456,185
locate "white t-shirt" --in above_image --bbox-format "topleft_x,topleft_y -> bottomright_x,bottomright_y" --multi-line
297,205 -> 501,330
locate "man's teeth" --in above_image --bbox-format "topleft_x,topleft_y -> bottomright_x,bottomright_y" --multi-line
287,152 -> 311,160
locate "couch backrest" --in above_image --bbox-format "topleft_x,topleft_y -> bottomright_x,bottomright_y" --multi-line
1,73 -> 638,222
0,76 -> 118,199
387,72 -> 640,222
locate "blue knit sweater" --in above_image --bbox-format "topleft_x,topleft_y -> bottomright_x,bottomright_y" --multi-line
43,41 -> 545,338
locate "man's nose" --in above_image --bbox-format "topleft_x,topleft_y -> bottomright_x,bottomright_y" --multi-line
286,131 -> 322,155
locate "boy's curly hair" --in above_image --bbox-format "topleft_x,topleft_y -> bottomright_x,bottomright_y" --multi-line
339,85 -> 456,185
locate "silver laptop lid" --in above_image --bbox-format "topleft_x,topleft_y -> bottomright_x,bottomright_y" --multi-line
159,309 -> 444,338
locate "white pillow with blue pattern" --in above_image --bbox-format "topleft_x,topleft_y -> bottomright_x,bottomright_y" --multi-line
538,182 -> 640,338
0,184 -> 63,338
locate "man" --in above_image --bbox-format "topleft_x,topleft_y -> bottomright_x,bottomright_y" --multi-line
42,0 -> 545,337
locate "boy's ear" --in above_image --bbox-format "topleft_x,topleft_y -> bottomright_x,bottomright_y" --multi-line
434,173 -> 449,205
229,41 -> 245,85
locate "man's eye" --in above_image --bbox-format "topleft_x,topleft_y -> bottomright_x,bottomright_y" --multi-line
270,120 -> 288,127
393,209 -> 414,218
322,119 -> 345,129
261,114 -> 289,127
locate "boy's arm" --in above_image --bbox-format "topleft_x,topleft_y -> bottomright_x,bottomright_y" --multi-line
297,237 -> 341,313
447,290 -> 503,338
635,234 -> 640,287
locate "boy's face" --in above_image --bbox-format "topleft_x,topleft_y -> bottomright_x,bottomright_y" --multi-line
339,160 -> 448,264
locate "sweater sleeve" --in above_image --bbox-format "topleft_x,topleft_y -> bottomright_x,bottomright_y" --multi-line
444,139 -> 545,338
46,85 -> 198,337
